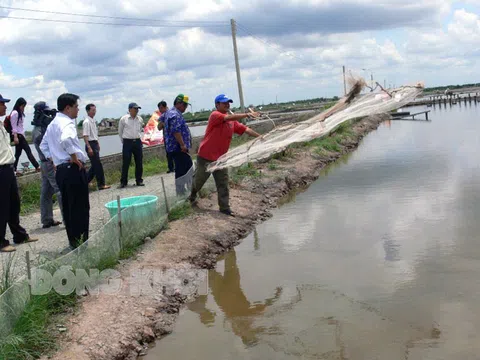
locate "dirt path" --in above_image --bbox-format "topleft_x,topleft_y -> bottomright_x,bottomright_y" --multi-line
41,114 -> 388,360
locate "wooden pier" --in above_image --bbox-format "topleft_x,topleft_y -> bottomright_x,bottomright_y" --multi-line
391,110 -> 431,121
406,92 -> 479,107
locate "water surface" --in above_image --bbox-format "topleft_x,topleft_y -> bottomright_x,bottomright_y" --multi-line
144,102 -> 480,359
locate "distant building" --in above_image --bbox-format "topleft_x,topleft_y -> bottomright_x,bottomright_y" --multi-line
99,118 -> 117,130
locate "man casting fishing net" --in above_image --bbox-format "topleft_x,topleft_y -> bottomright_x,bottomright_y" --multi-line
189,94 -> 261,216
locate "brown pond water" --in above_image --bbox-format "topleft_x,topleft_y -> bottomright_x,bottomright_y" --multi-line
144,103 -> 480,360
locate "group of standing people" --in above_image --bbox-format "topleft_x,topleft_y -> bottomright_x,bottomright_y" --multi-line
0,93 -> 111,253
0,90 -> 261,253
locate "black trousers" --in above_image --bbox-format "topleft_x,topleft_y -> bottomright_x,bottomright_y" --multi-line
166,150 -> 175,172
172,151 -> 193,195
55,163 -> 90,248
0,164 -> 28,248
14,134 -> 39,171
172,151 -> 193,179
86,141 -> 106,187
121,139 -> 143,185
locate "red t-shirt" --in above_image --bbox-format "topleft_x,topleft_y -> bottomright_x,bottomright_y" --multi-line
198,111 -> 247,161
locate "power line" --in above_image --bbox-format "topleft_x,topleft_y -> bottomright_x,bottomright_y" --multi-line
0,15 -> 228,28
235,22 -> 312,67
0,5 -> 228,25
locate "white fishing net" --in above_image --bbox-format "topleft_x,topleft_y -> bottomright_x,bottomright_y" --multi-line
208,77 -> 424,172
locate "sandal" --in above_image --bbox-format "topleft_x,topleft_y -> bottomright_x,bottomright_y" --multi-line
0,245 -> 16,253
99,185 -> 111,190
24,237 -> 39,243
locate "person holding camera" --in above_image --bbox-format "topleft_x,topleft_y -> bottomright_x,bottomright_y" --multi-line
31,101 -> 64,229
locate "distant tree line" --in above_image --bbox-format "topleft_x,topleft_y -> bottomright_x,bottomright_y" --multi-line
425,83 -> 480,93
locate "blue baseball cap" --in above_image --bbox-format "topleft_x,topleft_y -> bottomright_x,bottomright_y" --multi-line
128,102 -> 141,109
0,94 -> 11,103
215,94 -> 233,104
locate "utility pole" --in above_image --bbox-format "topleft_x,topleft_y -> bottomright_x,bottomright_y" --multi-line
230,19 -> 245,114
370,73 -> 374,90
384,79 -> 386,89
343,65 -> 347,95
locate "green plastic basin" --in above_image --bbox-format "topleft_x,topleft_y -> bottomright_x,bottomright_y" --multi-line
105,195 -> 158,220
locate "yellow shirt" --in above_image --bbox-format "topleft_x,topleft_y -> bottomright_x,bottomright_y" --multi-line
0,121 -> 15,165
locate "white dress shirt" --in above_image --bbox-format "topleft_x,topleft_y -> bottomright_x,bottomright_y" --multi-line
82,116 -> 99,141
0,122 -> 15,165
40,112 -> 87,166
118,114 -> 144,142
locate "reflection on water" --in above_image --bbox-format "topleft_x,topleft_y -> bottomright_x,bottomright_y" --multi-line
187,250 -> 283,347
145,104 -> 480,359
382,234 -> 401,262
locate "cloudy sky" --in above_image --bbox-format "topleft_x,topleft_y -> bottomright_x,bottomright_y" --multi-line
0,0 -> 479,123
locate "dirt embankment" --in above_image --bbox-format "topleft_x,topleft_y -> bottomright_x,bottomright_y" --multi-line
42,114 -> 388,360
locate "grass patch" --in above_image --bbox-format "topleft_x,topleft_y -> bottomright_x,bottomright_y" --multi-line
0,292 -> 77,360
332,122 -> 354,136
279,121 -> 357,157
0,254 -> 16,295
102,157 -> 168,187
231,163 -> 262,184
230,134 -> 252,148
272,149 -> 292,160
119,242 -> 140,260
306,123 -> 355,154
168,202 -> 193,222
18,182 -> 42,216
268,162 -> 278,171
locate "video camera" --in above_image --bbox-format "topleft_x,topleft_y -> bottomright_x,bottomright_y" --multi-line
42,108 -> 57,118
32,101 -> 57,129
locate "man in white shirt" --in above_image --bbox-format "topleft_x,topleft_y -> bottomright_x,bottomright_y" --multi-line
0,94 -> 38,252
40,93 -> 89,250
118,102 -> 145,188
83,103 -> 110,190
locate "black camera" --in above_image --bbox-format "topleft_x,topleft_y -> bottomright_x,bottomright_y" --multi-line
43,108 -> 58,118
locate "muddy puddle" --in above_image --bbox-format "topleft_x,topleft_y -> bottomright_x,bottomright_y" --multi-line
143,103 -> 480,359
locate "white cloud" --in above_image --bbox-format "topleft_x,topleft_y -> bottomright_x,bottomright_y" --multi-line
448,9 -> 480,43
0,0 -> 478,121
